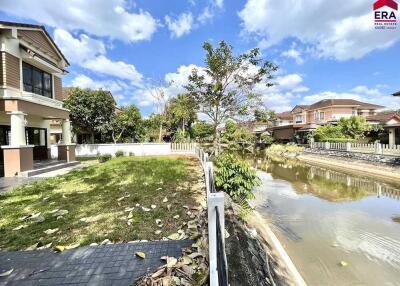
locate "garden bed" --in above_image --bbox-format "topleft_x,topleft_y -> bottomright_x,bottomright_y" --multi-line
0,155 -> 205,251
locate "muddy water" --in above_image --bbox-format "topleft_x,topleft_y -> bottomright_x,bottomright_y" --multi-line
252,158 -> 400,286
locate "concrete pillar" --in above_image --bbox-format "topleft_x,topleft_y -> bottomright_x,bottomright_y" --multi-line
62,119 -> 72,144
346,142 -> 351,152
388,128 -> 396,147
9,111 -> 27,146
2,112 -> 34,176
325,142 -> 330,150
40,120 -> 52,159
375,143 -> 383,155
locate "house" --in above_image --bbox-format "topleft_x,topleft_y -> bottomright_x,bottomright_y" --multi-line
269,99 -> 385,143
367,112 -> 400,146
50,88 -> 120,144
0,21 -> 74,176
272,111 -> 293,127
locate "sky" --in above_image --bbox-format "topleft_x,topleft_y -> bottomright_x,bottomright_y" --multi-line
0,0 -> 400,116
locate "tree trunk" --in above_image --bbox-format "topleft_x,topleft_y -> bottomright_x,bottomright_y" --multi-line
213,123 -> 219,156
91,132 -> 95,144
182,119 -> 185,135
158,123 -> 163,143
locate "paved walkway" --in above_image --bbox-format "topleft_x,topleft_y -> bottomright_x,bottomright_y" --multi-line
0,240 -> 192,286
0,177 -> 42,194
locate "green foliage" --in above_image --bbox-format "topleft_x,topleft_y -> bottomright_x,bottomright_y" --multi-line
165,94 -> 197,135
115,150 -> 125,157
260,133 -> 274,144
185,41 -> 278,149
266,144 -> 304,155
128,152 -> 135,157
221,120 -> 256,150
313,125 -> 344,141
172,128 -> 191,143
254,109 -> 276,123
215,153 -> 261,201
337,116 -> 371,139
323,138 -> 356,143
97,154 -> 112,163
143,114 -> 164,142
63,88 -> 116,141
314,116 -> 372,142
191,121 -> 214,142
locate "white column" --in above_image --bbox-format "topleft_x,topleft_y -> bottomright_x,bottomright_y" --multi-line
62,119 -> 72,144
388,128 -> 396,147
9,111 -> 27,146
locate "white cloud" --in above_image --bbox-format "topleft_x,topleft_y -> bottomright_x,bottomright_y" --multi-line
54,30 -> 143,86
0,0 -> 158,42
239,0 -> 400,61
54,29 -> 105,63
83,56 -> 143,86
197,7 -> 214,24
281,48 -> 304,64
165,12 -> 194,38
214,0 -> 224,8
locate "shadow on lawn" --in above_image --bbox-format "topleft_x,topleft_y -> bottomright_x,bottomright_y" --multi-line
0,156 -> 200,250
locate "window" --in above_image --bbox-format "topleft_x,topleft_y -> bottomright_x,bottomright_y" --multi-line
22,62 -> 52,98
295,114 -> 302,123
314,111 -> 318,120
319,112 -> 325,120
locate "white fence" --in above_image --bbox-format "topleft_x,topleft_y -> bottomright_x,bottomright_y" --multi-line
312,141 -> 400,156
51,143 -> 197,159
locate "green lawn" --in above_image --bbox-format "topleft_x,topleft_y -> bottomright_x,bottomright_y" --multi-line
0,155 -> 204,251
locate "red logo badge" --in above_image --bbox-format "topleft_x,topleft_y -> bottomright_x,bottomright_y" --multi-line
374,0 -> 398,29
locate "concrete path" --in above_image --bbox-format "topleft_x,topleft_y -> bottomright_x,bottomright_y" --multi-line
0,177 -> 42,194
0,240 -> 192,286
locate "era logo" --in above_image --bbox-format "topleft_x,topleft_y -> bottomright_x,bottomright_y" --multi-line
374,0 -> 398,29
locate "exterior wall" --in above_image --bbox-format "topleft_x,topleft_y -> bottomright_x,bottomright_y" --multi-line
4,52 -> 20,89
0,52 -> 3,86
273,119 -> 293,127
329,107 -> 353,121
53,76 -> 63,101
3,146 -> 34,177
272,126 -> 295,141
0,99 -> 69,119
18,30 -> 61,62
52,143 -> 175,158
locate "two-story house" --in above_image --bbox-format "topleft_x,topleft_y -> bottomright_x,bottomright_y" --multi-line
272,111 -> 294,127
270,99 -> 385,143
0,21 -> 74,177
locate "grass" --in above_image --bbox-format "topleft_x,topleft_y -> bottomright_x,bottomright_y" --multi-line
0,155 -> 204,251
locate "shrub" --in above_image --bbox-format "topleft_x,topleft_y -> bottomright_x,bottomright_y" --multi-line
97,154 -> 112,163
115,150 -> 125,157
128,152 -> 135,157
313,125 -> 344,141
260,133 -> 274,145
215,153 -> 260,201
322,138 -> 357,143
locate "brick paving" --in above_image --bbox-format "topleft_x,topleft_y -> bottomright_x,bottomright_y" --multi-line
0,240 -> 192,286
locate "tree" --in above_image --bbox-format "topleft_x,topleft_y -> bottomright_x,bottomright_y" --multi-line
185,41 -> 277,154
338,116 -> 371,140
254,109 -> 276,123
148,79 -> 170,142
165,94 -> 197,135
143,114 -> 164,142
63,88 -> 116,143
105,105 -> 142,143
221,120 -> 256,151
313,125 -> 344,141
191,121 -> 214,142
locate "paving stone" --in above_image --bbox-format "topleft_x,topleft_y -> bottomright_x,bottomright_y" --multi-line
0,240 -> 192,286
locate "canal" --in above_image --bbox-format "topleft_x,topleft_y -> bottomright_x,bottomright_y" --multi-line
251,157 -> 400,286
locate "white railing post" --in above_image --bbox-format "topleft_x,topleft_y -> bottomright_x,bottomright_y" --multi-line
375,143 -> 383,155
325,142 -> 330,150
208,192 -> 225,286
346,142 -> 351,152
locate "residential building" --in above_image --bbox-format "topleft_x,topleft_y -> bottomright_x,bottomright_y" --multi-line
0,21 -> 74,177
272,111 -> 293,127
269,99 -> 385,143
367,112 -> 400,146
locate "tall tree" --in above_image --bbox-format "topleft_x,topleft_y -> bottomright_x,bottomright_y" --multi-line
148,79 -> 170,142
185,41 -> 277,153
165,93 -> 197,135
63,88 -> 116,143
105,105 -> 142,143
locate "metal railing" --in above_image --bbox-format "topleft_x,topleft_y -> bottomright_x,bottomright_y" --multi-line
194,146 -> 228,286
312,141 -> 400,156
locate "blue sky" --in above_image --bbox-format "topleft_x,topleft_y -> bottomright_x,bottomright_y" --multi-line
1,0 -> 400,115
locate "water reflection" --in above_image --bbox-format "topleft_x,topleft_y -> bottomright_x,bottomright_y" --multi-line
252,156 -> 400,286
250,156 -> 400,202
